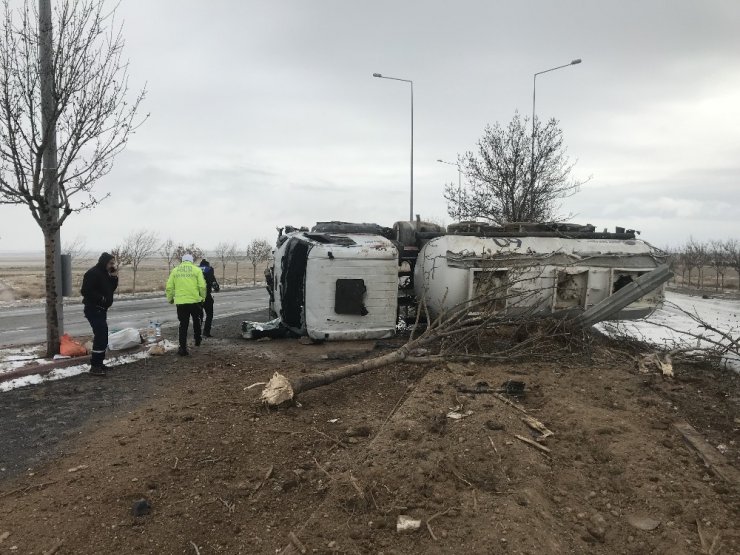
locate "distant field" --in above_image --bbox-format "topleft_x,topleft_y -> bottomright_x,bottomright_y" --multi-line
0,256 -> 268,300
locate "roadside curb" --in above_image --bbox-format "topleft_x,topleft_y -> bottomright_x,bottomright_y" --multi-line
0,345 -> 146,384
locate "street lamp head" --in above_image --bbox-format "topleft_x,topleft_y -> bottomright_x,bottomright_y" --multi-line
372,73 -> 382,77
570,59 -> 582,65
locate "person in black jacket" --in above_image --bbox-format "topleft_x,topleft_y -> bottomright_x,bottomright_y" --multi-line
199,259 -> 220,337
80,252 -> 118,376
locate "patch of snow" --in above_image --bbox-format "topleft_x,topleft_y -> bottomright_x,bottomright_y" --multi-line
0,340 -> 177,392
598,291 -> 740,372
0,345 -> 45,375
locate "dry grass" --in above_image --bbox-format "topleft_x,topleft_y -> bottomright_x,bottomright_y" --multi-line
0,256 -> 268,299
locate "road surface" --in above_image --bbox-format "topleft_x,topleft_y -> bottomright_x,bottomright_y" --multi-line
0,287 -> 269,346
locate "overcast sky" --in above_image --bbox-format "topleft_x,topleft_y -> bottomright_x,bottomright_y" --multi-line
2,0 -> 739,253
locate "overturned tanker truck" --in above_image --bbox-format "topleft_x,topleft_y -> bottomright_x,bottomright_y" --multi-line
243,220 -> 671,341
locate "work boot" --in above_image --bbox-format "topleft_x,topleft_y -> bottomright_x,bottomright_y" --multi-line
177,348 -> 189,356
89,365 -> 107,377
195,337 -> 202,347
203,333 -> 212,338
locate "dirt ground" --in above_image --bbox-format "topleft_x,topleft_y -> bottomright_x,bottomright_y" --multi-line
0,317 -> 738,554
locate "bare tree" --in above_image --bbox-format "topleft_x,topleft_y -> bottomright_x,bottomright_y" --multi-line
689,239 -> 709,289
723,239 -> 740,288
214,242 -> 235,284
0,0 -> 146,355
445,113 -> 586,224
159,238 -> 176,271
231,246 -> 245,286
62,234 -> 88,260
709,240 -> 728,290
116,229 -> 158,294
110,245 -> 131,297
173,242 -> 203,263
245,238 -> 271,286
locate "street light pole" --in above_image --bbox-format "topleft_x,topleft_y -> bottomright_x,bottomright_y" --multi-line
373,73 -> 414,221
530,58 -> 581,219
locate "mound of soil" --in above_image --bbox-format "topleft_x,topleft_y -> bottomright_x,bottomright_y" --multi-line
0,324 -> 738,554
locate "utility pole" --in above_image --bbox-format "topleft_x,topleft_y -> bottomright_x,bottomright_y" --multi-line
39,0 -> 64,339
530,59 -> 581,221
373,73 -> 414,221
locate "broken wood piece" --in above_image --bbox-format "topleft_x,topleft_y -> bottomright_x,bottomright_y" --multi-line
674,421 -> 740,487
261,344 -> 414,406
493,393 -> 528,414
521,415 -> 554,438
288,531 -> 307,554
189,540 -> 201,555
244,381 -> 267,390
513,434 -> 551,455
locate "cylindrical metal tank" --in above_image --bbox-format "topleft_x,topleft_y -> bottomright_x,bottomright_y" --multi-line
414,234 -> 665,321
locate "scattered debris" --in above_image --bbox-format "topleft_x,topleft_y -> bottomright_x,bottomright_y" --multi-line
67,465 -> 88,473
446,406 -> 473,420
521,415 -> 554,438
241,318 -> 285,340
189,540 -> 201,555
0,532 -> 9,543
396,515 -> 422,533
637,352 -> 674,377
626,514 -> 660,531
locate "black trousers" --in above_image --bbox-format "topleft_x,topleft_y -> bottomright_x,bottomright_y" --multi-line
84,306 -> 108,366
202,295 -> 214,335
176,303 -> 202,349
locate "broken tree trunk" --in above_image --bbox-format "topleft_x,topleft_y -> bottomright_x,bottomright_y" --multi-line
261,345 -> 412,406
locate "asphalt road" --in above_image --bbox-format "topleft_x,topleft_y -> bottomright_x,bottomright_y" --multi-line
0,287 -> 269,346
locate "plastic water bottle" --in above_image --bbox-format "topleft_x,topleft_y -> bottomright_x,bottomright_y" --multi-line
147,321 -> 156,344
155,322 -> 162,341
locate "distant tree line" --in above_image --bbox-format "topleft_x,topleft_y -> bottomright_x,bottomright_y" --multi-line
665,238 -> 740,290
103,230 -> 273,294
